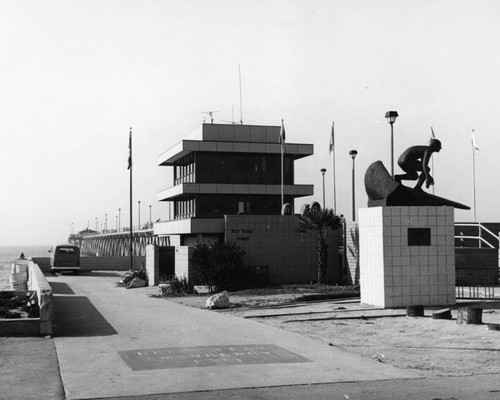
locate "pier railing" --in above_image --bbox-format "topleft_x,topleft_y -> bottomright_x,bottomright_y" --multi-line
78,228 -> 169,257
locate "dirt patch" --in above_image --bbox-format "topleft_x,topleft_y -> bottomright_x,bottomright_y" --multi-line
165,286 -> 500,377
167,284 -> 360,309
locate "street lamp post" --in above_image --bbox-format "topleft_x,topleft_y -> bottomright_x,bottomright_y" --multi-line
149,205 -> 152,225
320,168 -> 327,209
105,213 -> 107,232
95,217 -> 98,232
118,208 -> 121,232
385,111 -> 399,177
138,201 -> 141,229
349,150 -> 358,221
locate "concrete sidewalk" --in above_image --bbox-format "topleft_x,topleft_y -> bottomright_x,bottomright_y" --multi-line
48,272 -> 418,400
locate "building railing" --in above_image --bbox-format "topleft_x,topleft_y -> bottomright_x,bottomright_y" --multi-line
455,222 -> 500,249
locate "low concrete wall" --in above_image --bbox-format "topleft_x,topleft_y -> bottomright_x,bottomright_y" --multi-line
225,215 -> 341,284
28,261 -> 53,336
146,245 -> 159,286
0,261 -> 53,336
32,256 -> 145,273
345,222 -> 359,285
32,257 -> 51,273
0,290 -> 40,336
175,246 -> 194,282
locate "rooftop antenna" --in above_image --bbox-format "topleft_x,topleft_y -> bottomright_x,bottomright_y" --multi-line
239,65 -> 243,125
202,111 -> 218,124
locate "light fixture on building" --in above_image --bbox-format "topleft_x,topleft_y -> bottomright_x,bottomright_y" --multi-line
385,111 -> 399,177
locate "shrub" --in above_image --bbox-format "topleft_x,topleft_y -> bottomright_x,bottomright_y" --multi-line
117,268 -> 149,288
192,242 -> 245,292
160,275 -> 191,296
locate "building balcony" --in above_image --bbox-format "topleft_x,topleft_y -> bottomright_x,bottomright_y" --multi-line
158,139 -> 313,166
154,218 -> 225,235
157,183 -> 314,202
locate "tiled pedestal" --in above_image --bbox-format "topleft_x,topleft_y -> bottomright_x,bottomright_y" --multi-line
359,206 -> 456,308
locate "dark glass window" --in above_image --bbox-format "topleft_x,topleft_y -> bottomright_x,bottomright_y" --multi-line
408,228 -> 431,246
173,195 -> 196,219
194,152 -> 293,185
195,194 -> 293,218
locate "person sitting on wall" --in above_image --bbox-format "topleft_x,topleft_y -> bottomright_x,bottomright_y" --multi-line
394,139 -> 442,191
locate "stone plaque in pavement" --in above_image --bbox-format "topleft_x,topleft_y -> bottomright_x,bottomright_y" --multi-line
118,344 -> 311,371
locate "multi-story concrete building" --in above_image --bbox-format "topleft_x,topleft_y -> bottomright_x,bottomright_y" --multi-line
150,123 -> 341,285
155,123 -> 313,245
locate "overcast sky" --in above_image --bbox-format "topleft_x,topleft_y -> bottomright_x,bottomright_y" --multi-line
1,0 -> 499,246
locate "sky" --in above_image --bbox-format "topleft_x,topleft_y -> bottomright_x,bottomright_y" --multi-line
1,0 -> 500,245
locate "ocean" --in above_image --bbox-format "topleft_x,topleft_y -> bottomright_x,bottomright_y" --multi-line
0,245 -> 50,290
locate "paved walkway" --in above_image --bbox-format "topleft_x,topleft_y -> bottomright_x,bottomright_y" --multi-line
48,272 -> 417,400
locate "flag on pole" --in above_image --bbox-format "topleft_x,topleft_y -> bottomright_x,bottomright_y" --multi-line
127,129 -> 132,169
329,122 -> 335,154
471,129 -> 479,150
279,119 -> 286,152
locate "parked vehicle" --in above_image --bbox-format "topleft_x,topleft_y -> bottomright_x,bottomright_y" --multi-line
49,244 -> 80,274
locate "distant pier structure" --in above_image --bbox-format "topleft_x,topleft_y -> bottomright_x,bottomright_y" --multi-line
68,228 -> 97,247
71,227 -> 169,257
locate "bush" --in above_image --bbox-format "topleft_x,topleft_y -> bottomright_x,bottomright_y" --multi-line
117,268 -> 149,288
192,242 -> 245,292
159,275 -> 191,296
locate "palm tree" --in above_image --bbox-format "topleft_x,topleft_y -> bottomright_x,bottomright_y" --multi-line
298,207 -> 342,284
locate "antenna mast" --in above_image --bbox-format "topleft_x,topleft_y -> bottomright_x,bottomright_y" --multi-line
239,65 -> 243,125
202,111 -> 218,124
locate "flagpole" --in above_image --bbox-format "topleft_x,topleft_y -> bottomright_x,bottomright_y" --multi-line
280,119 -> 284,210
333,149 -> 336,213
281,145 -> 284,209
129,127 -> 133,270
472,134 -> 477,222
330,122 -> 336,213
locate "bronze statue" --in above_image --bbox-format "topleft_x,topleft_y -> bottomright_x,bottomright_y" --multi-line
394,139 -> 442,191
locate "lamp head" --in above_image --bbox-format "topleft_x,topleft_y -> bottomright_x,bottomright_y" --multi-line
349,150 -> 358,159
320,168 -> 327,175
385,111 -> 399,124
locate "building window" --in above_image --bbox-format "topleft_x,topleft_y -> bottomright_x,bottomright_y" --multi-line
174,195 -> 196,219
174,153 -> 195,185
195,194 -> 292,218
195,152 -> 293,185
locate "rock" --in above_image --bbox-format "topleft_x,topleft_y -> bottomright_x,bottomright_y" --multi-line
457,307 -> 482,325
158,283 -> 171,295
206,291 -> 230,309
406,305 -> 424,317
126,277 -> 146,289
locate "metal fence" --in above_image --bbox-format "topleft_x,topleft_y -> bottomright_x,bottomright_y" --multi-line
456,267 -> 498,299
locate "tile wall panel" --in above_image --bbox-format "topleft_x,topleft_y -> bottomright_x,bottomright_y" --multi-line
359,206 -> 456,308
